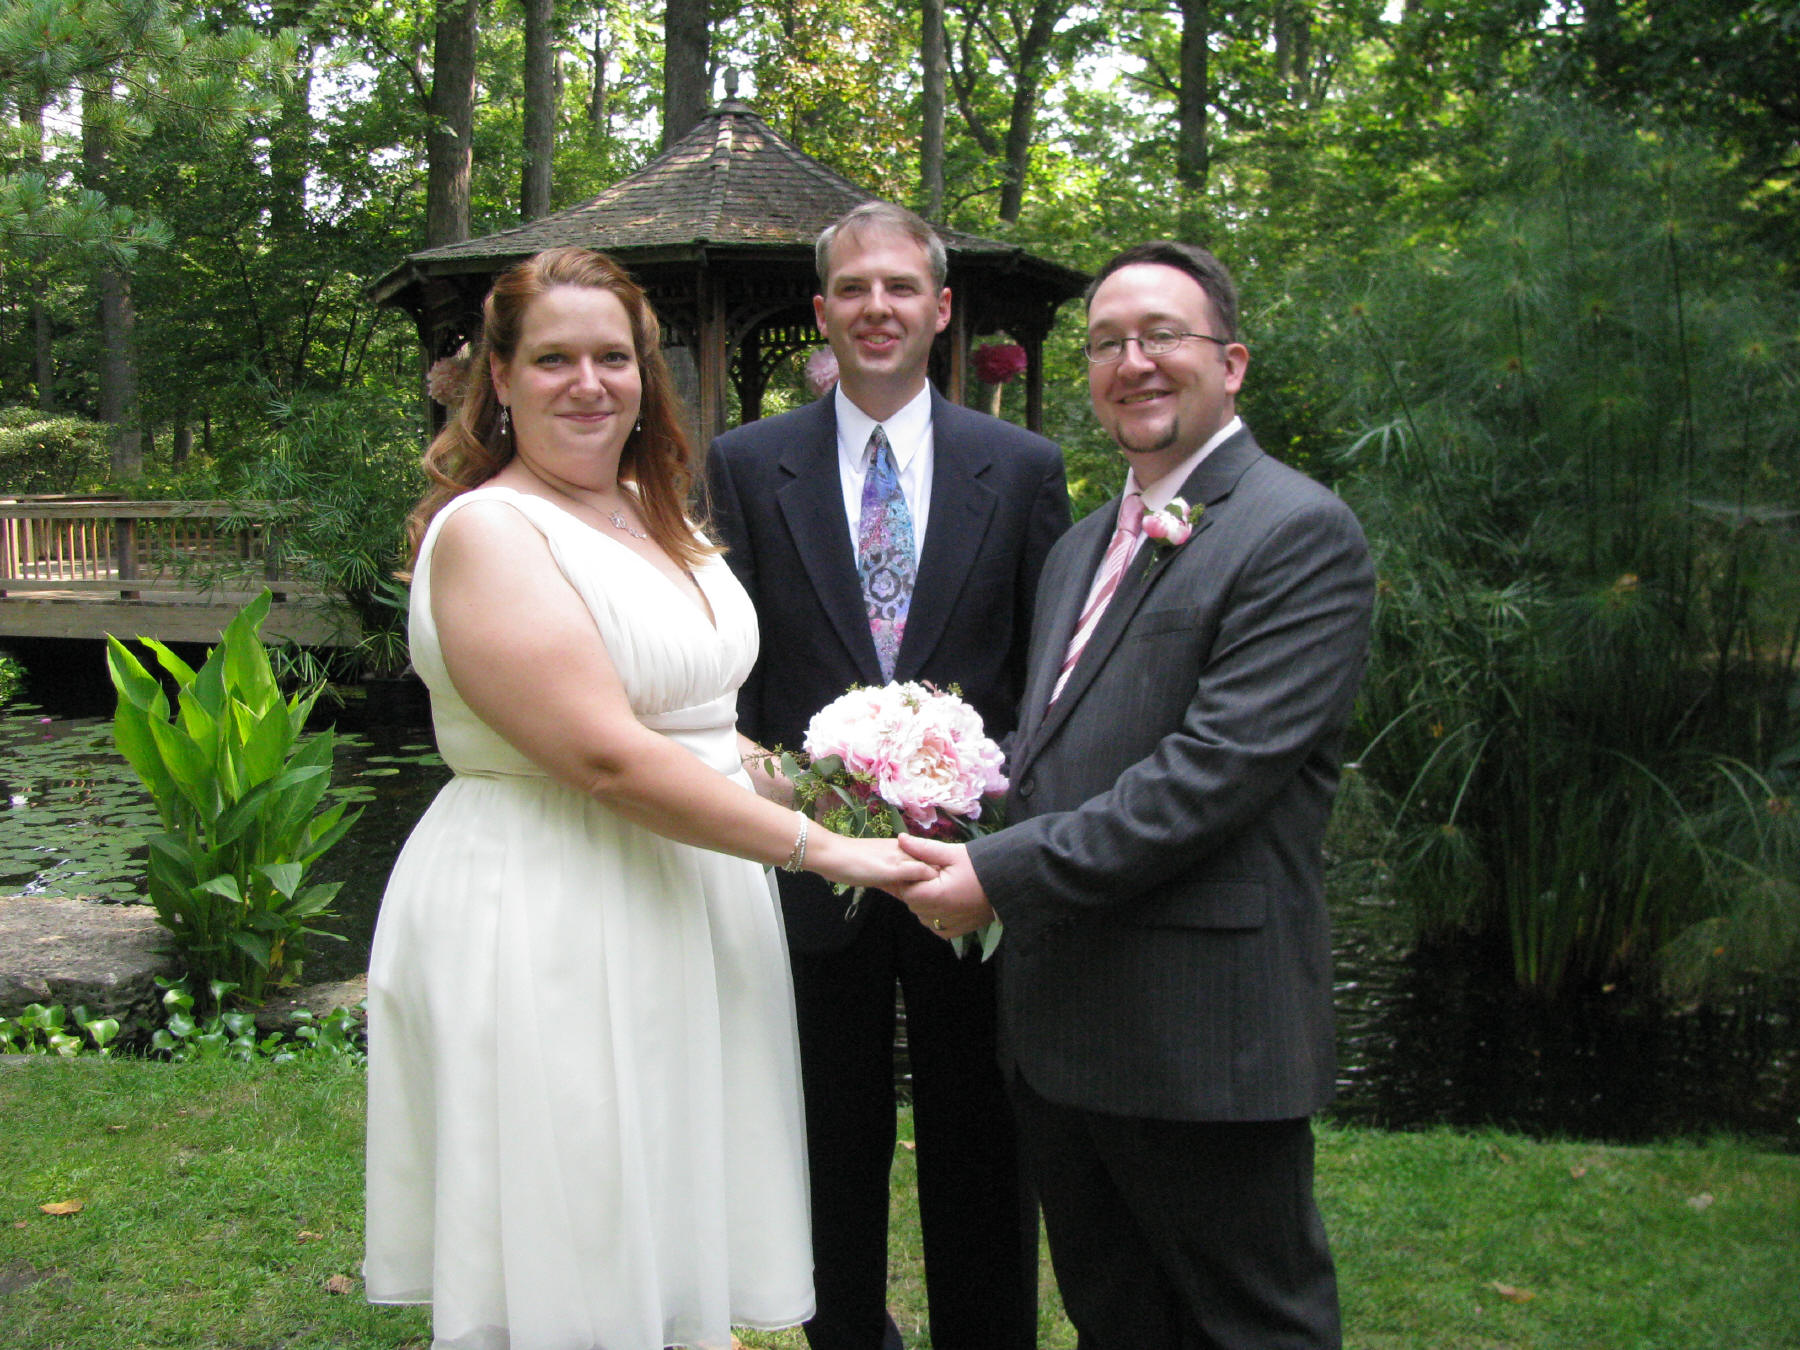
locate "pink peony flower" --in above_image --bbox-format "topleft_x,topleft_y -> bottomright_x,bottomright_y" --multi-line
1142,497 -> 1197,548
805,347 -> 840,397
426,346 -> 473,408
803,681 -> 1007,835
973,343 -> 1028,385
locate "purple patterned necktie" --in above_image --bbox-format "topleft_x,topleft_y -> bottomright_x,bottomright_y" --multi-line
856,425 -> 916,682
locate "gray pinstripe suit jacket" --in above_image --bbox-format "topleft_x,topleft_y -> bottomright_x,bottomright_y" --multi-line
968,426 -> 1375,1122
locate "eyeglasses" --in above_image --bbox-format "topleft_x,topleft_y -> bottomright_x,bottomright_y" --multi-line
1082,329 -> 1230,365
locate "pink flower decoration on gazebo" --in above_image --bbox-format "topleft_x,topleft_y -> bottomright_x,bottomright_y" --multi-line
973,342 -> 1028,385
426,346 -> 472,408
805,347 -> 840,397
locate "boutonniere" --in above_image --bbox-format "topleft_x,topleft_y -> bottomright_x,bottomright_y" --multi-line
1142,498 -> 1201,562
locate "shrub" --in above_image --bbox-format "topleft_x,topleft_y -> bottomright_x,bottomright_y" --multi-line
0,407 -> 112,493
229,384 -> 421,676
1320,102 -> 1800,997
0,650 -> 22,707
106,591 -> 360,1009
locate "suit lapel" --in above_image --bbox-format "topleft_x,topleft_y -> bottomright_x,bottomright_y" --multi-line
1022,429 -> 1265,758
895,395 -> 996,680
775,400 -> 883,684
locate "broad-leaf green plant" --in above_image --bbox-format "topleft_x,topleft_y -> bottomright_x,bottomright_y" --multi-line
106,590 -> 360,1008
0,1002 -> 120,1056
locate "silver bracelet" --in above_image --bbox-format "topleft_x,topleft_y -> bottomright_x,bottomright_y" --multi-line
781,812 -> 809,873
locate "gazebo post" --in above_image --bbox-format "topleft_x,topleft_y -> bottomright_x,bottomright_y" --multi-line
947,302 -> 969,407
1024,333 -> 1045,430
696,271 -> 729,439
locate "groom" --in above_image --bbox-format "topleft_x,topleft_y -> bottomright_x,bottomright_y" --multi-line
898,241 -> 1374,1348
705,202 -> 1068,1350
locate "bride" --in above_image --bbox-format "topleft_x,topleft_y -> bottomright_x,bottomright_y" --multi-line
363,246 -> 930,1350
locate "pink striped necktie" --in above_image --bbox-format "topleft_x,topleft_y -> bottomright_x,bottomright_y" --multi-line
1051,492 -> 1145,703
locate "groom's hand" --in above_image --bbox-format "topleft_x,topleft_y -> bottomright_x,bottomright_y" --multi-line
894,836 -> 993,939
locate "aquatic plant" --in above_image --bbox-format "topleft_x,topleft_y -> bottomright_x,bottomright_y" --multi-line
1324,102 -> 1800,996
106,590 -> 360,1008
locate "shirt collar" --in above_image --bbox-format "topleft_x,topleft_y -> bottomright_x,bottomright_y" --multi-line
835,383 -> 934,471
1126,415 -> 1242,513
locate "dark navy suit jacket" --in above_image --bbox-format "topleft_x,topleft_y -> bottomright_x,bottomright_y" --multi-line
705,389 -> 1069,951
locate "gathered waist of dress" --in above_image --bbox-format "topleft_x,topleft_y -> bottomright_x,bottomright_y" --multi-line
640,691 -> 741,777
441,692 -> 744,781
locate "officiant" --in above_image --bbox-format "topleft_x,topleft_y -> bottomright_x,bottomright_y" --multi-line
705,201 -> 1069,1350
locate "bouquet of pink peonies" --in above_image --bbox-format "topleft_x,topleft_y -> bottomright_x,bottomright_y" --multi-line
776,682 -> 1007,958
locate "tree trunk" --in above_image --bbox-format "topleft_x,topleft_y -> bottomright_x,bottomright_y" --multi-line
521,0 -> 555,219
589,7 -> 609,142
662,0 -> 710,149
33,303 -> 55,412
996,0 -> 1064,224
82,78 -> 142,478
173,418 -> 192,468
426,0 -> 480,247
95,267 -> 142,478
269,11 -> 313,239
921,0 -> 947,218
1177,0 -> 1211,236
21,95 -> 55,411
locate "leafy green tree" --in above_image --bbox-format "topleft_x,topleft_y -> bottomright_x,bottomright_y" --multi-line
0,0 -> 294,261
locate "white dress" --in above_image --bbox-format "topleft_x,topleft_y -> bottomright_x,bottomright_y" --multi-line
364,486 -> 813,1350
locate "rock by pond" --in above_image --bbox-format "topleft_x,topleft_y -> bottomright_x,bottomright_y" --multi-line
0,895 -> 177,1023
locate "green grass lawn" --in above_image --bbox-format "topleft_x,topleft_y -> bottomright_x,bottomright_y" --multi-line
2,1057 -> 1795,1349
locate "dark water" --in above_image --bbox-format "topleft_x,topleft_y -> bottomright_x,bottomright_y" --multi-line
2,662 -> 1794,1150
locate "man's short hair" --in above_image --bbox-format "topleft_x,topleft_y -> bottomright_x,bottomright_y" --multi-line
816,202 -> 948,292
1086,241 -> 1240,343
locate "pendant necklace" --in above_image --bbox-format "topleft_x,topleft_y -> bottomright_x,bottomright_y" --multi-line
607,509 -> 648,540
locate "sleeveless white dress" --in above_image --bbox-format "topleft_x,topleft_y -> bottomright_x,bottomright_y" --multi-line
364,486 -> 813,1350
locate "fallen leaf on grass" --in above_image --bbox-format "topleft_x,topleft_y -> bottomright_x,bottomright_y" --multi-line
105,1124 -> 126,1133
296,1230 -> 323,1242
1489,1281 -> 1534,1303
1686,1193 -> 1715,1211
1569,1165 -> 1587,1178
39,1200 -> 84,1216
12,1221 -> 27,1229
899,1140 -> 916,1151
324,1273 -> 356,1295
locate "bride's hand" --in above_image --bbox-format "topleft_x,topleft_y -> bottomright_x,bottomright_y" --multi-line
809,834 -> 937,892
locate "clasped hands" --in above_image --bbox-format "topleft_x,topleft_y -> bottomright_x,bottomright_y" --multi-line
815,834 -> 994,941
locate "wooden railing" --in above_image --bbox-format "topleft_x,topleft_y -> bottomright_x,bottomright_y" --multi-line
0,498 -> 316,601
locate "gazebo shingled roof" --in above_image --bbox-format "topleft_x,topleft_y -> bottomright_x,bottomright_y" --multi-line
371,96 -> 1088,438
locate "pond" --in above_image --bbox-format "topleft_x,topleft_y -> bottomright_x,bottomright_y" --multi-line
1,686 -> 1795,1152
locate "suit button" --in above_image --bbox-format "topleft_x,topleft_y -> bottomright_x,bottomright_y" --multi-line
1018,776 -> 1035,798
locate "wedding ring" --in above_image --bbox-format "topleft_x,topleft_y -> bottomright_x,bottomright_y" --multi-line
933,918 -> 945,931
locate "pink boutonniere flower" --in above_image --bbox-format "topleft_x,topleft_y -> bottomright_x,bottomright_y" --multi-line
1142,498 -> 1200,557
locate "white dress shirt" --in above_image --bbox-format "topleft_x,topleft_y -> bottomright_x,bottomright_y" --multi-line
834,383 -> 934,554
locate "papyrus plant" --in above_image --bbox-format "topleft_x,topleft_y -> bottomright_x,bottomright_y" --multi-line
107,591 -> 359,1008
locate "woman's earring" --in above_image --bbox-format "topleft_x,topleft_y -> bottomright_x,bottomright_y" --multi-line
500,405 -> 512,441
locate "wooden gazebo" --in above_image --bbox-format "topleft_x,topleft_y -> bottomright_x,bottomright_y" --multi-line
370,95 -> 1088,439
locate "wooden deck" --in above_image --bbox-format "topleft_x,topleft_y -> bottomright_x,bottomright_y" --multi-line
0,498 -> 357,647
